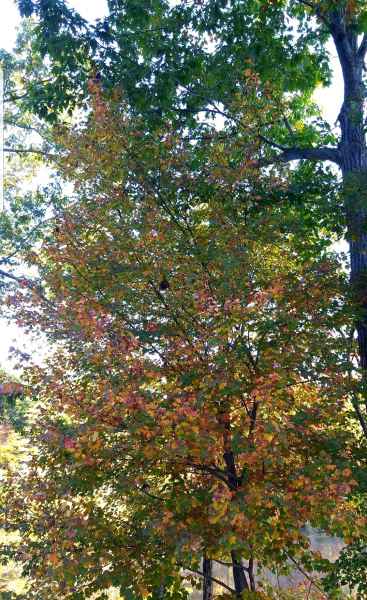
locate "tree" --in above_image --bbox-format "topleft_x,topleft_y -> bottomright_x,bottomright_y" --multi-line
13,0 -> 367,437
1,90 -> 360,599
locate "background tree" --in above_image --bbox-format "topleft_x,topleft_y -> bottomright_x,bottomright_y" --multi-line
0,21 -> 66,297
0,367 -> 28,598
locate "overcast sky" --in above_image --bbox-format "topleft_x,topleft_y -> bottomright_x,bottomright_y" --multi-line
0,0 -> 343,373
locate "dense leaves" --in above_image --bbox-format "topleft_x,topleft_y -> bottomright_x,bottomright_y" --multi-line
0,86 -> 362,598
1,0 -> 367,597
14,0 -> 360,131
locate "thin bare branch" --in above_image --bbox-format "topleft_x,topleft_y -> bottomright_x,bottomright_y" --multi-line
287,555 -> 324,593
4,147 -> 54,158
0,268 -> 22,283
183,567 -> 236,594
186,462 -> 230,486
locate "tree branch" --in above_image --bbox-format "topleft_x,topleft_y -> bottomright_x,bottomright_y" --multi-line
4,147 -> 54,158
183,567 -> 236,594
328,9 -> 355,79
287,555 -> 324,593
0,268 -> 22,283
278,146 -> 340,164
259,135 -> 340,164
4,120 -> 46,137
258,139 -> 340,166
139,485 -> 165,502
358,33 -> 367,62
213,559 -> 250,572
4,79 -> 54,104
258,135 -> 287,152
296,0 -> 331,28
351,395 -> 367,439
186,461 -> 230,486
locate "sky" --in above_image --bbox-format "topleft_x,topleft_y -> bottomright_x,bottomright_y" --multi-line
0,0 -> 344,373
0,0 -> 107,372
0,0 -> 108,41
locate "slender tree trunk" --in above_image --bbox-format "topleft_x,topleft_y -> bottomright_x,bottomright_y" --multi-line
202,556 -> 213,600
248,556 -> 256,592
222,422 -> 252,594
231,550 -> 249,596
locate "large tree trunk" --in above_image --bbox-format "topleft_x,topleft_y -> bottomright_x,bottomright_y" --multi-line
341,101 -> 367,384
341,84 -> 367,373
342,148 -> 367,435
344,168 -> 367,435
330,12 -> 367,426
345,171 -> 367,366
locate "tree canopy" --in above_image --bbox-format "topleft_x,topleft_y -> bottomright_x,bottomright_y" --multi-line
0,1 -> 367,598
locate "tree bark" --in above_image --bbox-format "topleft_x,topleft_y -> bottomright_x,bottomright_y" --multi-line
271,9 -> 367,432
344,171 -> 367,366
202,556 -> 213,600
231,550 -> 249,595
331,16 -> 367,396
248,557 -> 256,592
329,14 -> 367,434
263,11 -> 367,434
222,417 -> 252,593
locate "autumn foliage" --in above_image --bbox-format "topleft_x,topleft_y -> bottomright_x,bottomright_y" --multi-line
1,85 -> 363,599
